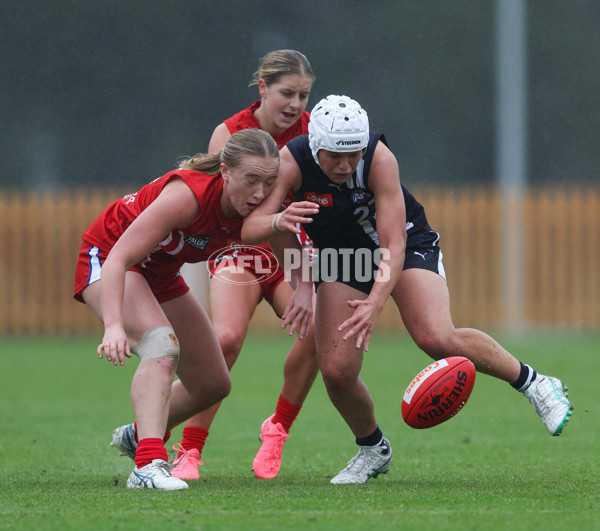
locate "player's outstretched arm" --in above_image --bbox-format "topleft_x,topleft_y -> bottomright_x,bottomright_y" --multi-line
242,147 -> 318,244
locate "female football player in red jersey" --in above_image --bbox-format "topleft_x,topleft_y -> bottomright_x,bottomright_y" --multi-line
171,49 -> 319,481
73,128 -> 296,490
242,95 -> 574,485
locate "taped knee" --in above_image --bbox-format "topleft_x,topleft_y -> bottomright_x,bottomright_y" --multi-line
132,326 -> 180,366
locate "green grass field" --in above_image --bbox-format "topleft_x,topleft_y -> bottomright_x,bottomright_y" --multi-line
1,332 -> 598,530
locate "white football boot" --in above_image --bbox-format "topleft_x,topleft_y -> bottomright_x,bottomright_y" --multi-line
330,438 -> 392,484
126,459 -> 188,490
110,423 -> 137,460
523,375 -> 573,436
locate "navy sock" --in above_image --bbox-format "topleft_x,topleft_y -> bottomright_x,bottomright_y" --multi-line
511,362 -> 537,392
355,426 -> 385,449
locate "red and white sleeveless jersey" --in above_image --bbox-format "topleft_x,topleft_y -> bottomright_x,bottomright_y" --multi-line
83,170 -> 243,277
224,100 -> 310,150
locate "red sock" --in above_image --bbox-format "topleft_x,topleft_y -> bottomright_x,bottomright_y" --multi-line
272,394 -> 302,433
133,422 -> 171,444
135,438 -> 168,469
178,427 -> 209,458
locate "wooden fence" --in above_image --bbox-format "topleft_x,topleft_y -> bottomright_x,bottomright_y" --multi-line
0,187 -> 598,336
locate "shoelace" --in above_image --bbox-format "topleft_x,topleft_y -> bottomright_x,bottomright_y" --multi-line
344,446 -> 388,473
265,434 -> 286,462
344,449 -> 369,471
171,443 -> 204,469
154,460 -> 174,476
532,380 -> 566,415
171,443 -> 188,469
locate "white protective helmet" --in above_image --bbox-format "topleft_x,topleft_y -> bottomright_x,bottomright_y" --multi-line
308,95 -> 369,166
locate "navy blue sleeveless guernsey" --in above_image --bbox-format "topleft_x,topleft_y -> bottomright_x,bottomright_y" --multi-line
286,132 -> 430,253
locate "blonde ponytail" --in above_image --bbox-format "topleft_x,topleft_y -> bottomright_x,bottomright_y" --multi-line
178,128 -> 279,174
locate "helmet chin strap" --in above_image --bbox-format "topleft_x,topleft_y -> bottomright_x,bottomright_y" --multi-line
312,148 -> 322,168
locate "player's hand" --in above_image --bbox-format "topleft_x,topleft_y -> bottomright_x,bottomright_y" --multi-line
337,298 -> 382,352
281,282 -> 314,339
274,201 -> 319,234
97,324 -> 131,366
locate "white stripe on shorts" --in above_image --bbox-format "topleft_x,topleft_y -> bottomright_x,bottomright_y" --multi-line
437,249 -> 447,282
430,231 -> 447,282
88,246 -> 102,284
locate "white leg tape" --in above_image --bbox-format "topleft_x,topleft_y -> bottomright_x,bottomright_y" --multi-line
132,325 -> 180,366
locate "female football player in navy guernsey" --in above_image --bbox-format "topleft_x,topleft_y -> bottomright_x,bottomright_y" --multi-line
242,95 -> 574,484
171,50 -> 319,481
72,128 -> 299,490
